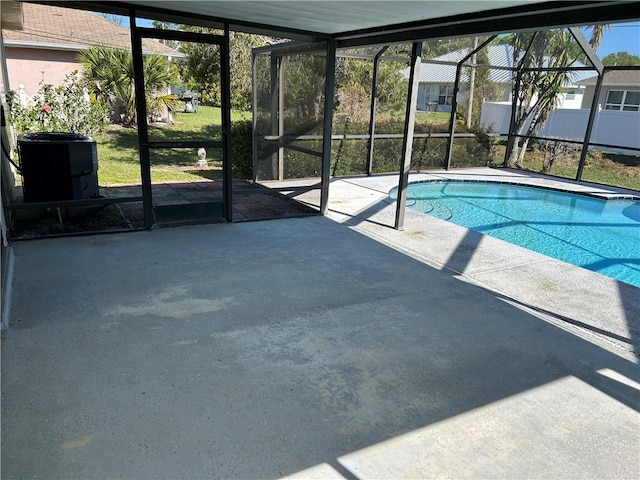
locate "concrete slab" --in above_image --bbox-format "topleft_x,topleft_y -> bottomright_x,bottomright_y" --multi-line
285,169 -> 640,354
2,210 -> 639,479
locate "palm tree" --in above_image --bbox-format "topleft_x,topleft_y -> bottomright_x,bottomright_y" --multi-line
505,26 -> 606,168
80,46 -> 179,125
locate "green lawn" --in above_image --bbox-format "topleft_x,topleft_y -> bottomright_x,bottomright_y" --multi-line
94,105 -> 639,191
95,106 -> 250,185
519,150 -> 640,191
415,111 -> 451,126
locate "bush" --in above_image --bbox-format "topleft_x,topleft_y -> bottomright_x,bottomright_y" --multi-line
231,119 -> 253,179
235,116 -> 498,181
8,71 -> 109,138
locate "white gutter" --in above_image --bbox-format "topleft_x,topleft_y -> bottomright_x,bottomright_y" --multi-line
3,39 -> 184,58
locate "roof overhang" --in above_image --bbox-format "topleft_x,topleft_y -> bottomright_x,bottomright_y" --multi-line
1,0 -> 24,30
29,1 -> 640,45
2,38 -> 185,58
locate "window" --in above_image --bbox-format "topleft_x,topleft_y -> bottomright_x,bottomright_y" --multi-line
605,90 -> 640,111
438,85 -> 454,105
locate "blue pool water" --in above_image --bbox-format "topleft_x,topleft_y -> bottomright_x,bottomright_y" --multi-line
391,181 -> 640,287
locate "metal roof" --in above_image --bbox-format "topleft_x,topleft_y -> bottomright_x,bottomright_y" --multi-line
404,44 -> 596,85
39,1 -> 640,45
417,45 -> 514,84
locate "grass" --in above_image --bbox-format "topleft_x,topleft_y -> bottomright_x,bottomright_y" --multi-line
415,111 -> 451,126
95,106 -> 250,185
519,148 -> 640,191
93,106 -> 639,191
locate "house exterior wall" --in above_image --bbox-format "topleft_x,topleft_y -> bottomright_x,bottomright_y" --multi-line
581,85 -> 597,109
556,90 -> 584,109
4,47 -> 80,96
416,82 -> 551,112
580,84 -> 640,110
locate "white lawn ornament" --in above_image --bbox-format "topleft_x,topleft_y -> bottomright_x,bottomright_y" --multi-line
196,147 -> 208,167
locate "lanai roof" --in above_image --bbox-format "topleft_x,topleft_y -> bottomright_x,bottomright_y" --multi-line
25,1 -> 638,46
402,44 -> 594,85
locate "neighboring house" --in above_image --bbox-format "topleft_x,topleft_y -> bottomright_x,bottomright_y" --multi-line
480,67 -> 640,153
403,44 -> 590,112
1,2 -> 181,97
576,70 -> 640,111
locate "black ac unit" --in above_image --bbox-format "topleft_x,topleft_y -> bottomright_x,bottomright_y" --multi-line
18,132 -> 99,203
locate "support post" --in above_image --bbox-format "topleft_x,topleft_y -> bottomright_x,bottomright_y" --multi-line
576,72 -> 604,181
269,56 -> 281,180
394,41 -> 422,230
221,21 -> 233,222
366,46 -> 388,176
569,27 -> 605,181
278,59 -> 284,181
320,39 -> 336,215
251,51 -> 258,182
130,13 -> 153,229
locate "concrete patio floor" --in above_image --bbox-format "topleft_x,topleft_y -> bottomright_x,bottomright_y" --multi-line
2,168 -> 639,479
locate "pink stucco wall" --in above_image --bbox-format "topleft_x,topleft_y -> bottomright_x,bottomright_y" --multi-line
5,47 -> 81,96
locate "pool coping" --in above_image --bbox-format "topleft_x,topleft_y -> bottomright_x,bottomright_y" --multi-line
391,177 -> 640,201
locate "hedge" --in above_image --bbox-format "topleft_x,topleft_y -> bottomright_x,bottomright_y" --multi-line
231,118 -> 496,180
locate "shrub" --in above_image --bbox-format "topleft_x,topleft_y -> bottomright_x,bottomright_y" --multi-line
236,115 -> 498,181
8,71 -> 110,138
231,119 -> 253,179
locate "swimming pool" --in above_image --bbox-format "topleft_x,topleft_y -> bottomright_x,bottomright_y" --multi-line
390,181 -> 640,288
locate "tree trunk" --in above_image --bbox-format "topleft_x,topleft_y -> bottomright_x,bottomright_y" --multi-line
516,137 -> 529,167
507,142 -> 521,168
506,109 -> 533,168
515,103 -> 548,168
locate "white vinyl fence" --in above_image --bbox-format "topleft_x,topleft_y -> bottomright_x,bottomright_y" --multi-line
480,102 -> 640,153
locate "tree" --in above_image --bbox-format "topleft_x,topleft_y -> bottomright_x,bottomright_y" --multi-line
151,21 -> 181,50
80,46 -> 179,124
334,49 -> 408,121
459,39 -> 503,128
505,27 -> 605,168
96,12 -> 124,26
152,24 -> 279,111
602,51 -> 640,66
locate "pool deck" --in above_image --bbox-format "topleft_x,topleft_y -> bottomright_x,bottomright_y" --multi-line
273,168 -> 640,354
2,167 -> 639,479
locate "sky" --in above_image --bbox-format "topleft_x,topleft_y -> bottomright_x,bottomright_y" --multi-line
593,22 -> 640,57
